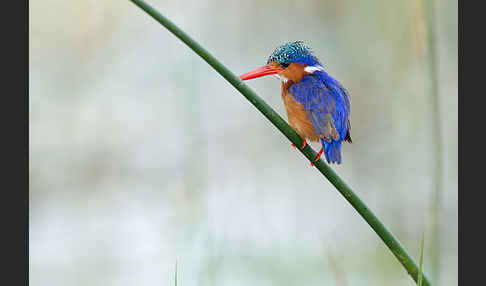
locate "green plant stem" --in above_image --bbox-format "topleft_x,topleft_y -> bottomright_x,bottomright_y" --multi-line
424,0 -> 442,283
174,261 -> 178,286
418,232 -> 425,286
129,0 -> 431,285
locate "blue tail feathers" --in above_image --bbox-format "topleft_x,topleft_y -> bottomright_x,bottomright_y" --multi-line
321,139 -> 342,164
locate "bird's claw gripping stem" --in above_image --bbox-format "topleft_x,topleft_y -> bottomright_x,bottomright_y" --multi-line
310,147 -> 324,166
291,140 -> 307,149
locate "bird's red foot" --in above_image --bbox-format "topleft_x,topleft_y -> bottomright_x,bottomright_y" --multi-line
292,140 -> 307,149
310,147 -> 324,166
301,140 -> 307,149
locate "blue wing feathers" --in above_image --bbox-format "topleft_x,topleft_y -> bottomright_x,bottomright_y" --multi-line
288,71 -> 351,164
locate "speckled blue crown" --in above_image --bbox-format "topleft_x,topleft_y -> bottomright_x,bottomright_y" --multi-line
267,41 -> 321,66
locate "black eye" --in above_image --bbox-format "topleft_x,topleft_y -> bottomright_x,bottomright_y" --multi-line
281,62 -> 290,68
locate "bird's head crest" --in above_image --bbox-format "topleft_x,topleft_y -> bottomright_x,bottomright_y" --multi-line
267,41 -> 321,67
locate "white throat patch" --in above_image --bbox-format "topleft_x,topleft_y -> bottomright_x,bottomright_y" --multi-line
273,74 -> 288,83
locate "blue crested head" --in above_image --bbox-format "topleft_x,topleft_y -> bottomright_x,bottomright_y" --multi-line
267,41 -> 321,67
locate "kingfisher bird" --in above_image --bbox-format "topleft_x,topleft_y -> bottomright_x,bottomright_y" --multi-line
239,41 -> 351,164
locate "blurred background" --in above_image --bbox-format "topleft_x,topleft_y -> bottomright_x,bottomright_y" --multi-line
29,0 -> 457,285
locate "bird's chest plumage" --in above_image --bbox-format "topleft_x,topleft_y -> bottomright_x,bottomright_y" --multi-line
281,85 -> 320,142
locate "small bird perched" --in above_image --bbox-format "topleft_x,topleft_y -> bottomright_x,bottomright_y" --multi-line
239,41 -> 351,164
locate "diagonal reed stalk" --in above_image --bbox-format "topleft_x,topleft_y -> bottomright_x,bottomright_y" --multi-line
129,0 -> 431,285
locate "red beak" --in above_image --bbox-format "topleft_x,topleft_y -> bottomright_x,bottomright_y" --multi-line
239,65 -> 282,81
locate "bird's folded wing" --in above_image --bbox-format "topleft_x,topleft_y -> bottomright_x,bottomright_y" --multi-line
289,75 -> 347,142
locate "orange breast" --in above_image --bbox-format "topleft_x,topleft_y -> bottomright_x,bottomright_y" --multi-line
281,84 -> 320,142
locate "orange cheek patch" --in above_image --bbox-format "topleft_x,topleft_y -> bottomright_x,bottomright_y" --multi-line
280,63 -> 307,83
